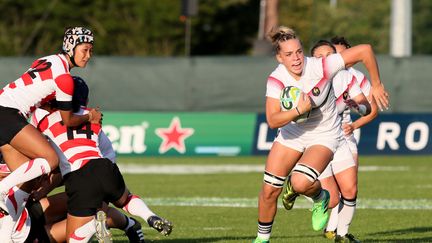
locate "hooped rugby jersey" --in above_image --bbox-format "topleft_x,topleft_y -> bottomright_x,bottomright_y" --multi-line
332,70 -> 362,114
0,54 -> 73,118
31,108 -> 114,176
266,54 -> 345,136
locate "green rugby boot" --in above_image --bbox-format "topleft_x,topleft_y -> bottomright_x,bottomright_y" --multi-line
252,237 -> 269,243
323,230 -> 336,239
282,177 -> 299,210
311,189 -> 330,231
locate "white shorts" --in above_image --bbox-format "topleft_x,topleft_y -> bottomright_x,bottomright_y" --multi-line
274,128 -> 340,154
345,133 -> 358,154
319,139 -> 356,179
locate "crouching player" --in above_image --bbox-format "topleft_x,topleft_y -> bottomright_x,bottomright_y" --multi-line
31,76 -> 173,242
0,164 -> 145,242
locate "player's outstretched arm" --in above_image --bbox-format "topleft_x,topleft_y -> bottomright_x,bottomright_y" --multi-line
340,44 -> 389,111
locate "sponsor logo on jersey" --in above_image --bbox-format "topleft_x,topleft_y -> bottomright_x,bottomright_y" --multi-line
343,91 -> 349,100
312,87 -> 320,96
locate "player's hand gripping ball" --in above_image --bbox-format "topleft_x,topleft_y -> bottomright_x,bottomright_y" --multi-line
280,86 -> 310,123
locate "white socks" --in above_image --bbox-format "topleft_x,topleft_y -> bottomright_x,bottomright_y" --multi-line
0,158 -> 51,193
122,194 -> 155,222
337,197 -> 356,236
69,219 -> 96,243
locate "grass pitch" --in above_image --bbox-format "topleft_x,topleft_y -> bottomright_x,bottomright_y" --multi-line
105,155 -> 432,242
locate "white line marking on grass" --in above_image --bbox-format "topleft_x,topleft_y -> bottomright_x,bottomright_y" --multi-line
416,184 -> 432,188
358,166 -> 409,171
117,164 -> 409,174
144,197 -> 432,210
203,227 -> 232,231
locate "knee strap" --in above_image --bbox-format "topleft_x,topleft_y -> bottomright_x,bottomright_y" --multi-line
263,171 -> 286,188
341,196 -> 357,207
292,163 -> 320,182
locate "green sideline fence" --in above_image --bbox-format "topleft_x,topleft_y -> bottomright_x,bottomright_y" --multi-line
103,112 -> 255,156
102,112 -> 432,156
0,55 -> 430,113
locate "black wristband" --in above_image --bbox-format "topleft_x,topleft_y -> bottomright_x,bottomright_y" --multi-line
295,107 -> 301,115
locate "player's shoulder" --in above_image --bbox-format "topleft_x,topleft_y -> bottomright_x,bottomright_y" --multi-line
269,64 -> 287,79
303,56 -> 324,74
348,67 -> 365,80
36,54 -> 70,74
332,69 -> 354,95
333,69 -> 353,81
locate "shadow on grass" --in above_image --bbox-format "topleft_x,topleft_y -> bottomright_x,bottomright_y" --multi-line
112,235 -> 302,242
362,226 -> 432,243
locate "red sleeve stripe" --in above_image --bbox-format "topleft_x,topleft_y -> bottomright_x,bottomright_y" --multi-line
308,58 -> 328,96
360,77 -> 368,88
15,209 -> 28,232
7,188 -> 18,214
348,76 -> 357,90
57,54 -> 69,73
35,115 -> 48,132
59,139 -> 97,152
39,66 -> 53,81
31,112 -> 39,127
267,76 -> 285,90
69,151 -> 101,164
21,73 -> 33,86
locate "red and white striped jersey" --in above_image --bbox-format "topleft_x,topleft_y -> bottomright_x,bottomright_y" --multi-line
34,108 -> 103,176
0,54 -> 73,118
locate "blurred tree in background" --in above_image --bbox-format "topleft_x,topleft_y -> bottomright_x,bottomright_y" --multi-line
0,0 -> 429,56
412,0 -> 432,55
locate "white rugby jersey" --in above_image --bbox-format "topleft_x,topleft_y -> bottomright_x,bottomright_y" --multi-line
341,67 -> 372,125
266,54 -> 345,137
32,108 -> 107,176
0,54 -> 73,118
332,70 -> 362,114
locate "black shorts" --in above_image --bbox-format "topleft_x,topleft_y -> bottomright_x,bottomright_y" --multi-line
0,106 -> 28,146
64,158 -> 126,217
25,200 -> 50,243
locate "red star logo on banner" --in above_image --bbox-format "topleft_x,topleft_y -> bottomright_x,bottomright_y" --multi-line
155,116 -> 194,154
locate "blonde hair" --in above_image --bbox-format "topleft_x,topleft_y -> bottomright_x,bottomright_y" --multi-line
267,26 -> 298,53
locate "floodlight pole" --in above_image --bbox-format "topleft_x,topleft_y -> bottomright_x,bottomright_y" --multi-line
390,0 -> 412,57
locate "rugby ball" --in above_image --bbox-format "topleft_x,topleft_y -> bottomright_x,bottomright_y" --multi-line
280,86 -> 310,123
